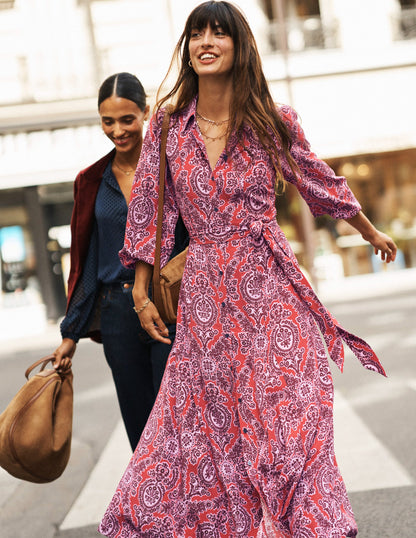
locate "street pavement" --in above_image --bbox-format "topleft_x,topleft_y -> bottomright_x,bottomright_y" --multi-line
0,268 -> 415,538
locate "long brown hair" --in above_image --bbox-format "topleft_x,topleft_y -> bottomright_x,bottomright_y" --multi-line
156,1 -> 298,187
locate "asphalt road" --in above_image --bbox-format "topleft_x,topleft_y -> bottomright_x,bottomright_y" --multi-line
0,284 -> 415,538
327,289 -> 416,538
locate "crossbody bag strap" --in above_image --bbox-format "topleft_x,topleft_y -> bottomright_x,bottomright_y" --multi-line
152,109 -> 171,309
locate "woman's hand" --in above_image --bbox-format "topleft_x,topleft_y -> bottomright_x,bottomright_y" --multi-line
53,338 -> 76,371
133,297 -> 172,344
345,211 -> 397,263
131,260 -> 171,343
363,229 -> 397,263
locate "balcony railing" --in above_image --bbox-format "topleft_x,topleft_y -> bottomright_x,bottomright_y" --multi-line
393,7 -> 416,40
268,16 -> 340,53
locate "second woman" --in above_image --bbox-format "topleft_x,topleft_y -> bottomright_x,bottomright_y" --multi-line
54,72 -> 188,451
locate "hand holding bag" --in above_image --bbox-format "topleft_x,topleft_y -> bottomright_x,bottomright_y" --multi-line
0,355 -> 73,483
152,109 -> 188,324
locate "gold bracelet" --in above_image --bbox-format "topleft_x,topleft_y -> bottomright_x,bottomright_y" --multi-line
133,298 -> 150,315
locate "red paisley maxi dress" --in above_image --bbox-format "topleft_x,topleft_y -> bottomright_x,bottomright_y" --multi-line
99,99 -> 385,538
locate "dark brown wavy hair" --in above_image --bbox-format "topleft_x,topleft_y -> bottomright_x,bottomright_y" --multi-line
156,1 -> 298,188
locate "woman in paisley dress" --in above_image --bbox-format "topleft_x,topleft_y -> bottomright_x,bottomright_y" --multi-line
99,2 -> 397,537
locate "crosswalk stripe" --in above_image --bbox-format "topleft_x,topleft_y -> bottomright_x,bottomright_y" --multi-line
400,333 -> 416,349
59,420 -> 131,530
59,392 -> 413,530
333,390 -> 413,492
407,379 -> 416,392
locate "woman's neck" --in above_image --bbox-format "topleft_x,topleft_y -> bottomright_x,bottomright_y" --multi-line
114,144 -> 142,170
197,78 -> 232,121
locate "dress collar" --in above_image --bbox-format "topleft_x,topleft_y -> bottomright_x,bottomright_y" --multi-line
181,96 -> 198,132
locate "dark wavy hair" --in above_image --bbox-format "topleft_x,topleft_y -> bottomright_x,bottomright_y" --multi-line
156,1 -> 298,187
98,72 -> 147,111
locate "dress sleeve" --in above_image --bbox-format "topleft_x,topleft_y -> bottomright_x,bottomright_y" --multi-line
279,105 -> 361,219
119,111 -> 179,270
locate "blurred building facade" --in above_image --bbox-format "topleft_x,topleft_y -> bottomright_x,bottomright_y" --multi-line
0,0 -> 415,319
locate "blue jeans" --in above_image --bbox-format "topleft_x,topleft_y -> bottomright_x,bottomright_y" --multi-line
100,281 -> 175,450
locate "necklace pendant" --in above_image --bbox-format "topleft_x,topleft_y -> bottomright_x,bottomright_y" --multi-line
114,161 -> 135,175
196,117 -> 227,143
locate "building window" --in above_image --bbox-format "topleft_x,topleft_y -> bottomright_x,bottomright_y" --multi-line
394,0 -> 416,40
0,1 -> 15,10
262,0 -> 339,52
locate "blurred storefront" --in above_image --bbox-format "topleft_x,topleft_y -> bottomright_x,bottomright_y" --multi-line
277,148 -> 416,282
0,182 -> 74,320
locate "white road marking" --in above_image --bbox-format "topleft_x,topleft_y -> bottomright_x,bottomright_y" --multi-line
59,420 -> 131,530
341,378 -> 409,408
407,379 -> 416,392
74,381 -> 117,404
333,390 -> 413,493
367,312 -> 406,326
399,333 -> 416,349
60,393 -> 414,530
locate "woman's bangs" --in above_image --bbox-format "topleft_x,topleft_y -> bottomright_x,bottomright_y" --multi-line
187,2 -> 233,37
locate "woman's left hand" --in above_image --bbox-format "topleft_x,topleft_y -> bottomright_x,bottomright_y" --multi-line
365,230 -> 397,263
345,211 -> 397,263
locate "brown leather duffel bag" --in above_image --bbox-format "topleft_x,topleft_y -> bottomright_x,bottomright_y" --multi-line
0,355 -> 73,483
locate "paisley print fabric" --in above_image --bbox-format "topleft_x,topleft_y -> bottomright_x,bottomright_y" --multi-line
99,99 -> 385,538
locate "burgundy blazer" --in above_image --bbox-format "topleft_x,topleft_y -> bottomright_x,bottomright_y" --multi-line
66,149 -> 115,310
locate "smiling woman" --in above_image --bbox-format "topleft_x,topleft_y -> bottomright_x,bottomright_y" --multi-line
52,72 -> 188,452
99,95 -> 149,200
188,23 -> 234,164
100,3 -> 397,537
189,24 -> 235,78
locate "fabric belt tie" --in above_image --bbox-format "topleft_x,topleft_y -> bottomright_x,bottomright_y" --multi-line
190,220 -> 386,377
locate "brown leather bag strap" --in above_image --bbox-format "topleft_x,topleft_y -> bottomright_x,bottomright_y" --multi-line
25,355 -> 72,379
152,109 -> 171,308
25,355 -> 55,379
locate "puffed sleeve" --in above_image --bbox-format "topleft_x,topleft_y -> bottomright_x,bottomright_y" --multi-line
119,110 -> 179,269
279,105 -> 361,219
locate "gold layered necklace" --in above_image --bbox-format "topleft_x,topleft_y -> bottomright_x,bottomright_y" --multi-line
113,160 -> 135,175
196,110 -> 230,126
196,110 -> 230,142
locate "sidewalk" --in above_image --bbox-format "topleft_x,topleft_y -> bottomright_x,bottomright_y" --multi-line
0,286 -> 54,350
0,305 -> 59,356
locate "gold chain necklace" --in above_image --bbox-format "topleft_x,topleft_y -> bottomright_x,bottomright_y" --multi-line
196,110 -> 230,126
113,160 -> 135,175
196,118 -> 227,142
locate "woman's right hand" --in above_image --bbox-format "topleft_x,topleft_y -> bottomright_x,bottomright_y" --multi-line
131,261 -> 171,343
134,298 -> 172,345
53,338 -> 76,371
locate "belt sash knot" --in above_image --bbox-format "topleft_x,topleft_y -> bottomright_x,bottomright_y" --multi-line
191,219 -> 386,376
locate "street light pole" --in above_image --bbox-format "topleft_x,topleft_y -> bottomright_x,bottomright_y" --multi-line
273,0 -> 294,104
272,0 -> 317,287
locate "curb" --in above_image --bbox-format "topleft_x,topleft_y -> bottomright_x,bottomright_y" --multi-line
317,268 -> 416,304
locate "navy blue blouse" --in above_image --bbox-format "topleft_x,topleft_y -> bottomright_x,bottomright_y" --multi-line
60,161 -> 134,341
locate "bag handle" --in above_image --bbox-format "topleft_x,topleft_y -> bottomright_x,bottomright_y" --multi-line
152,109 -> 171,314
25,355 -> 72,379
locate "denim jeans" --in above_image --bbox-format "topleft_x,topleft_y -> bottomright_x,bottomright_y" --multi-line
100,281 -> 175,450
